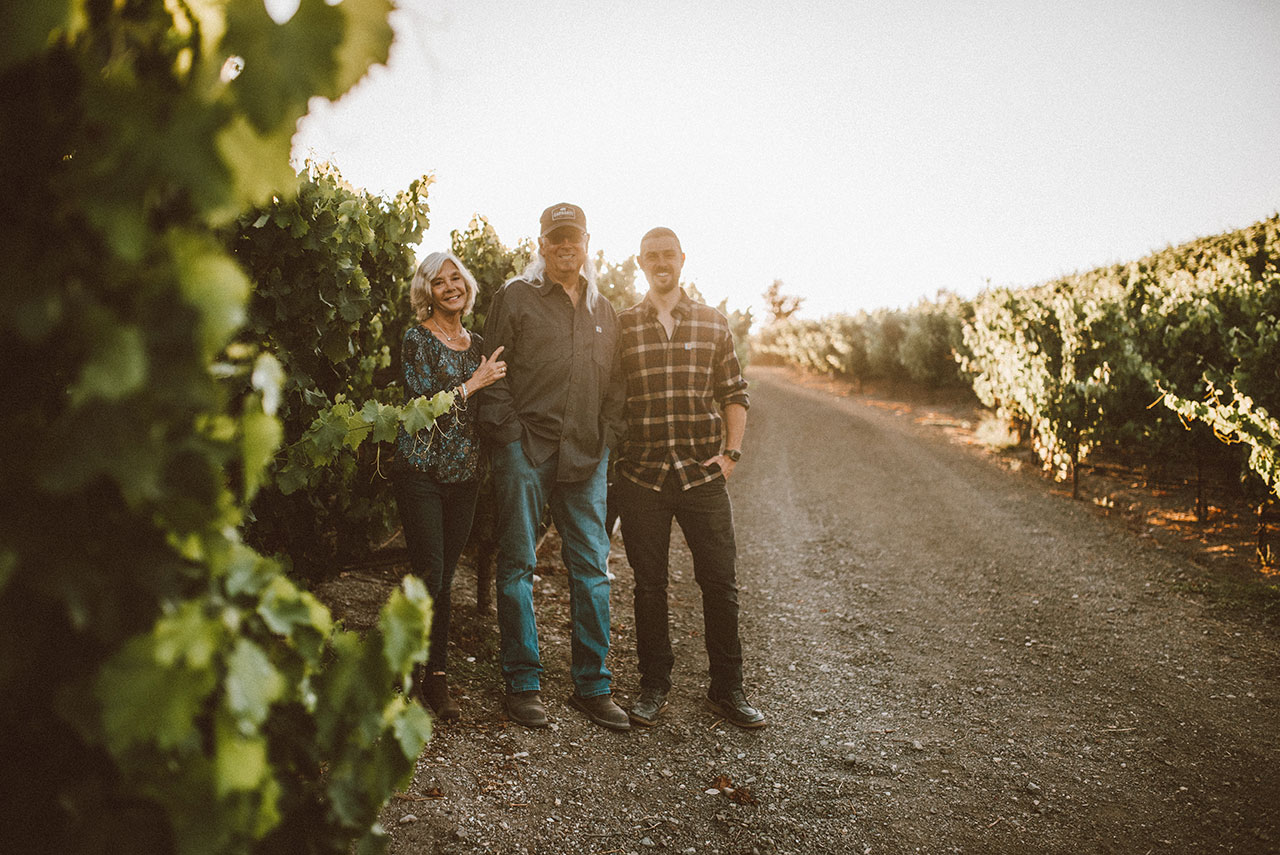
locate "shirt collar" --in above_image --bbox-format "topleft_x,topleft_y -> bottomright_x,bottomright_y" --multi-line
530,273 -> 600,312
641,287 -> 692,319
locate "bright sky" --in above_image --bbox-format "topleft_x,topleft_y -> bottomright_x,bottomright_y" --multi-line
292,0 -> 1280,319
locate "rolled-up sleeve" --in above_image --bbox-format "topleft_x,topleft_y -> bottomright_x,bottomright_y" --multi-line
713,323 -> 750,410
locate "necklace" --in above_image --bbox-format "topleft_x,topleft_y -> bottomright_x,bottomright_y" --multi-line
431,318 -> 466,342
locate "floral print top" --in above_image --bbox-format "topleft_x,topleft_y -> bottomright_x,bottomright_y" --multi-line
395,324 -> 483,483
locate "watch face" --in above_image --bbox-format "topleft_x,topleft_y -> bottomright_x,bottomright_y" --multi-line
725,449 -> 741,462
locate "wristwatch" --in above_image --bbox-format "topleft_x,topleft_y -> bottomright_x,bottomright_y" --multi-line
723,448 -> 742,462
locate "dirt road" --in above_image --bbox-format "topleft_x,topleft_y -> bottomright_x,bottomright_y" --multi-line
374,366 -> 1280,855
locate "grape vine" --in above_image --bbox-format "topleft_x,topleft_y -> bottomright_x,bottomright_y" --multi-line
0,2 -> 435,852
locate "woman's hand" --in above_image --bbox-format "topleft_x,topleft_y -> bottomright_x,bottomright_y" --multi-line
466,346 -> 507,392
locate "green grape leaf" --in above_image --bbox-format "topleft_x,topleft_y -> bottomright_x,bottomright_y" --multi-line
214,709 -> 270,796
309,404 -> 354,459
320,328 -> 354,363
96,634 -> 217,754
222,0 -> 345,134
225,638 -> 285,727
353,826 -> 391,855
275,460 -> 312,495
401,391 -> 455,435
391,701 -> 433,759
223,543 -> 276,598
215,115 -> 299,221
337,287 -> 370,322
69,323 -> 148,405
258,574 -> 332,638
241,409 -> 283,500
342,412 -> 371,451
399,398 -> 435,436
379,575 -> 431,677
155,599 -> 225,670
331,0 -> 394,101
426,390 -> 456,419
169,231 -> 250,359
361,399 -> 401,444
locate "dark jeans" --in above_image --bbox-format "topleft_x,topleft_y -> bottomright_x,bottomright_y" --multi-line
393,470 -> 480,673
617,474 -> 743,695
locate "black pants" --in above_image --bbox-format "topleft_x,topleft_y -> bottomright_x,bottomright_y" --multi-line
393,470 -> 480,673
617,474 -> 743,695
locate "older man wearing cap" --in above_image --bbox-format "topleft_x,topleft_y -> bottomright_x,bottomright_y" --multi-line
476,203 -> 629,731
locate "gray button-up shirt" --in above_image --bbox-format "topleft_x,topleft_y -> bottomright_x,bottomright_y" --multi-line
477,274 -> 624,482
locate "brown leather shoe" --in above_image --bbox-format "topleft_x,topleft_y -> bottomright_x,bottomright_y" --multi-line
569,692 -> 631,731
420,672 -> 460,721
504,690 -> 548,728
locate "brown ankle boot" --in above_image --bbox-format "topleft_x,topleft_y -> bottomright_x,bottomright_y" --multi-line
420,671 -> 460,720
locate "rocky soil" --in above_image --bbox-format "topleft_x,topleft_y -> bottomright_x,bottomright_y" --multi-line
319,366 -> 1280,855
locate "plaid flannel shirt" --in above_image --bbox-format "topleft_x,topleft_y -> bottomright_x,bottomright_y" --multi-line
616,290 -> 749,491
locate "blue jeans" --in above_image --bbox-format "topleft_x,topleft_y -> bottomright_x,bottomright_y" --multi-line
492,440 -> 613,697
393,471 -> 480,673
617,474 -> 743,696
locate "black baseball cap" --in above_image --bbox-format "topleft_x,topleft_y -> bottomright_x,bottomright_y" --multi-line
540,202 -> 587,236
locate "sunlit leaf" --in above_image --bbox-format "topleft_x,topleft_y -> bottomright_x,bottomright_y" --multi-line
155,599 -> 225,670
258,574 -> 332,638
401,391 -> 456,435
392,703 -> 432,759
214,709 -> 270,795
225,638 -> 285,727
331,0 -> 394,96
216,115 -> 299,220
242,409 -> 283,500
379,575 -> 431,677
96,634 -> 216,754
222,0 -> 346,133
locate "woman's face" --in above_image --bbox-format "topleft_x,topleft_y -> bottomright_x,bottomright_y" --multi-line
430,260 -> 469,316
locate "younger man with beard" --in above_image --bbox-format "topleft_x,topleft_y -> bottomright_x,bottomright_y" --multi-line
614,227 -> 765,728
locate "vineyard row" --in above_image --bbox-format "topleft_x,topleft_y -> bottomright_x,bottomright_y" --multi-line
753,216 -> 1280,517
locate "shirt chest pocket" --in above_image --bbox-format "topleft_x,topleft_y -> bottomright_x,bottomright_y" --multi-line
592,325 -> 615,367
520,322 -> 573,367
684,340 -> 717,371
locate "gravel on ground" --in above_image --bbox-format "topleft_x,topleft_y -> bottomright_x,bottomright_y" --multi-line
320,365 -> 1280,855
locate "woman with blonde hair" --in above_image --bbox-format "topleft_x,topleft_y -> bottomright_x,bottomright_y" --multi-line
394,251 -> 505,719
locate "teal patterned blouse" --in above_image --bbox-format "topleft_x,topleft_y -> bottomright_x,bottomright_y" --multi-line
395,324 -> 483,483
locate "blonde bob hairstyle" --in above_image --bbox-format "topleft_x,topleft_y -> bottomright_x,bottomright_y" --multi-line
409,251 -> 478,322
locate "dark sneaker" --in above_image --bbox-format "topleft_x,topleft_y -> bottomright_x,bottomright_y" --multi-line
569,692 -> 631,731
504,690 -> 548,728
706,688 -> 766,729
628,688 -> 669,727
